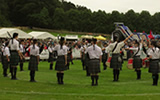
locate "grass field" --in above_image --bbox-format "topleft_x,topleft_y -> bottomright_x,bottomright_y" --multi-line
0,60 -> 160,100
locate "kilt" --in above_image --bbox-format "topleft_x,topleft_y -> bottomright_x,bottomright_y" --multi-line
2,56 -> 9,69
133,56 -> 142,68
110,54 -> 122,69
149,59 -> 160,74
28,55 -> 38,71
48,53 -> 55,62
55,56 -> 68,71
88,59 -> 100,74
85,53 -> 90,67
10,51 -> 19,66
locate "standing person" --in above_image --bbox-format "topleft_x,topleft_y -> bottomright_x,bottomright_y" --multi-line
80,40 -> 87,70
102,42 -> 108,70
54,37 -> 68,84
2,42 -> 10,77
19,40 -> 25,71
85,39 -> 92,76
148,41 -> 160,86
86,38 -> 102,86
9,33 -> 23,80
48,44 -> 55,70
28,39 -> 39,82
108,34 -> 133,82
126,39 -> 143,80
66,43 -> 72,69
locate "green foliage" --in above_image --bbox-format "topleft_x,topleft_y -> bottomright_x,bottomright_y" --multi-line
0,0 -> 160,34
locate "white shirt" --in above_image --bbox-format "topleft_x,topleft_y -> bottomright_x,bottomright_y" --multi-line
129,43 -> 142,56
85,43 -> 92,54
105,46 -> 109,53
3,47 -> 10,56
29,45 -> 39,56
148,47 -> 160,59
20,44 -> 25,53
9,39 -> 20,50
80,45 -> 87,53
86,44 -> 103,59
53,45 -> 68,56
48,46 -> 54,53
108,41 -> 125,54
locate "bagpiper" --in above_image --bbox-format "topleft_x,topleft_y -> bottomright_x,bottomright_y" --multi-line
28,39 -> 39,82
54,37 -> 68,84
9,33 -> 23,80
19,40 -> 25,71
2,42 -> 10,77
86,38 -> 102,86
148,41 -> 160,86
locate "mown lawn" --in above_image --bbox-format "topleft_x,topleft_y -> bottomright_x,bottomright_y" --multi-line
0,60 -> 160,100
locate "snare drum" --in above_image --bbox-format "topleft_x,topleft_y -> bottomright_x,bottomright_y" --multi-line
106,57 -> 112,68
127,58 -> 133,69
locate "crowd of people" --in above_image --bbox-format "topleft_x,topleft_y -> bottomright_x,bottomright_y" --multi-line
0,33 -> 160,86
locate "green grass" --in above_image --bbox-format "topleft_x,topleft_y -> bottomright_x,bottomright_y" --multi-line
0,60 -> 160,100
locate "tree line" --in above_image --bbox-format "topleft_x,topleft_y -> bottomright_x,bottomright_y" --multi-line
0,0 -> 160,34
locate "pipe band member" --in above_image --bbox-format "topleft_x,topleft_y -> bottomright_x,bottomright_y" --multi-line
19,40 -> 25,71
85,39 -> 92,76
86,38 -> 102,86
108,34 -> 133,82
127,40 -> 143,80
148,41 -> 160,86
48,43 -> 55,70
9,33 -> 22,80
2,42 -> 10,77
28,39 -> 39,82
102,42 -> 108,70
66,43 -> 72,70
80,40 -> 87,70
54,37 -> 68,85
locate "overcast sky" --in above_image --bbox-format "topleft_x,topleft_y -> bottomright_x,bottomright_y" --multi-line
66,0 -> 160,15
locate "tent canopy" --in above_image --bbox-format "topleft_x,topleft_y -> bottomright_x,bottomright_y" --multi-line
95,35 -> 106,40
81,35 -> 93,39
0,28 -> 32,39
65,35 -> 79,40
29,31 -> 57,40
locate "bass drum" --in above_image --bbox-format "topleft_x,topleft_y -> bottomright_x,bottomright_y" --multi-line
112,30 -> 125,42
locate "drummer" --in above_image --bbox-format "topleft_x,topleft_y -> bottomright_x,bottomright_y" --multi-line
126,39 -> 143,80
108,34 -> 133,82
